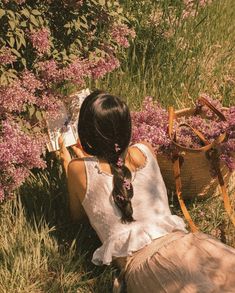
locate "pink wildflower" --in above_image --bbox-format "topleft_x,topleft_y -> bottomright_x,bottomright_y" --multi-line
0,118 -> 46,198
111,24 -> 136,48
28,27 -> 50,54
0,47 -> 16,65
123,178 -> 131,190
90,54 -> 120,79
117,158 -> 124,167
114,143 -> 121,152
37,59 -> 62,84
0,80 -> 36,113
62,58 -> 91,85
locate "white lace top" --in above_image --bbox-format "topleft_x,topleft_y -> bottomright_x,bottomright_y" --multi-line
82,143 -> 187,265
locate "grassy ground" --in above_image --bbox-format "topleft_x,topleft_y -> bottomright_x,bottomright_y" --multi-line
1,0 -> 235,292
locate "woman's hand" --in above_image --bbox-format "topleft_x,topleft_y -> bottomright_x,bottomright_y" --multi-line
58,136 -> 72,176
71,138 -> 86,158
58,136 -> 87,176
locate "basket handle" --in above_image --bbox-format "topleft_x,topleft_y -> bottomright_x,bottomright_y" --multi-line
172,155 -> 199,232
168,106 -> 226,152
207,149 -> 235,227
169,107 -> 211,147
195,96 -> 227,121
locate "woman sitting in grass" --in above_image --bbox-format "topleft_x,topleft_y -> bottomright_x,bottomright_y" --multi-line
59,90 -> 235,293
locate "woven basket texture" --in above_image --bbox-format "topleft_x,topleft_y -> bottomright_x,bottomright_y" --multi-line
157,108 -> 235,199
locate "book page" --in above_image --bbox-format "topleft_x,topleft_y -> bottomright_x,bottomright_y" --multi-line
46,88 -> 90,152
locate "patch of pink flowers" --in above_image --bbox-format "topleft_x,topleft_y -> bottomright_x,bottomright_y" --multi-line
90,54 -> 120,79
132,96 -> 235,172
62,58 -> 91,85
182,0 -> 213,19
111,24 -> 136,48
0,118 -> 46,200
132,97 -> 171,153
37,59 -> 62,84
0,80 -> 36,114
28,27 -> 50,55
0,47 -> 16,65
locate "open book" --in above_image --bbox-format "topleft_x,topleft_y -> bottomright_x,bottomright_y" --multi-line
46,88 -> 90,152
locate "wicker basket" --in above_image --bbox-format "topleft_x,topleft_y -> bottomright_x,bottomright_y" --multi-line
157,107 -> 235,199
156,98 -> 235,231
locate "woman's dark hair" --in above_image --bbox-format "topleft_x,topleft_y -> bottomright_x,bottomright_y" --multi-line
78,90 -> 134,223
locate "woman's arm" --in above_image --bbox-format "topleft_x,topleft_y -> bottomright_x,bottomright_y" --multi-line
67,160 -> 87,222
58,137 -> 87,222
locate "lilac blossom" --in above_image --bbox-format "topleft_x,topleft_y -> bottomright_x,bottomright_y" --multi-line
0,118 -> 46,200
62,58 -> 91,85
111,24 -> 136,48
90,54 -> 120,79
28,28 -> 50,55
0,47 -> 16,65
37,59 -> 63,84
0,80 -> 36,114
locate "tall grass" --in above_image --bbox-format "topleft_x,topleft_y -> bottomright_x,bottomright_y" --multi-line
1,0 -> 235,292
99,0 -> 235,108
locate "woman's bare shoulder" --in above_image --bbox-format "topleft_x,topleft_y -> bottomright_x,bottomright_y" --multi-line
127,141 -> 155,170
68,158 -> 85,178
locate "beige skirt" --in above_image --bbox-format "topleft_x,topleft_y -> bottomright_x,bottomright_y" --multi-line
124,231 -> 235,293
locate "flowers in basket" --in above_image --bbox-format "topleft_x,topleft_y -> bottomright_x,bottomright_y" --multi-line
131,95 -> 235,172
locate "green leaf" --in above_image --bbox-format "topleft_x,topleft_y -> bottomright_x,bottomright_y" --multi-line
21,8 -> 30,18
7,10 -> 15,20
64,23 -> 71,28
9,20 -> 16,30
0,9 -> 6,19
99,0 -> 105,5
21,58 -> 26,68
35,110 -> 43,121
31,9 -> 41,16
33,126 -> 41,133
30,15 -> 39,26
16,36 -> 22,50
7,37 -> 15,48
28,105 -> 35,118
20,21 -> 27,27
11,48 -> 21,57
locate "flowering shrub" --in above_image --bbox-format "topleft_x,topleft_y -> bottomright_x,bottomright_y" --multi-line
0,0 -> 135,200
132,96 -> 235,172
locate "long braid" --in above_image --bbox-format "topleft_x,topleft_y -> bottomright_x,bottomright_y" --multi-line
109,152 -> 134,223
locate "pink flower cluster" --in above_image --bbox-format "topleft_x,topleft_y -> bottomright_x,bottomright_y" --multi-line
111,24 -> 136,48
35,92 -> 61,117
90,54 -> 120,79
37,60 -> 62,84
132,97 -> 171,153
0,71 -> 44,114
182,0 -> 213,19
131,96 -> 235,171
28,27 -> 50,55
63,58 -> 91,85
0,47 -> 16,65
0,80 -> 36,114
0,118 -> 46,201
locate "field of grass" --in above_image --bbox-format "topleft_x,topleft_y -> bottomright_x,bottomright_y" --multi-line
1,0 -> 235,292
